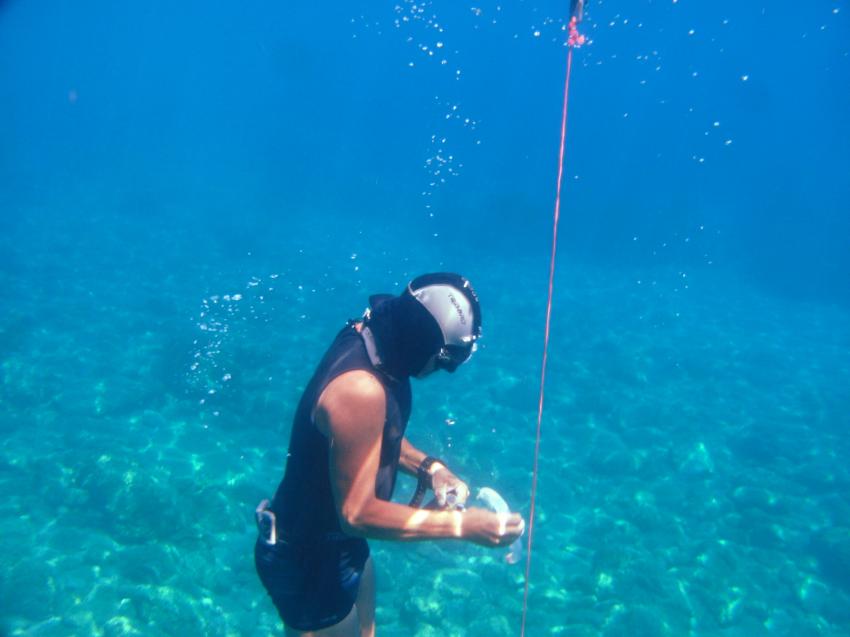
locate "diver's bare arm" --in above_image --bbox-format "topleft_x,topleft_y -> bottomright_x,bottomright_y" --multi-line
316,372 -> 514,543
399,438 -> 446,476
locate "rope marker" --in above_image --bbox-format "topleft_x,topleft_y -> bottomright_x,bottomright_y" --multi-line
519,9 -> 584,636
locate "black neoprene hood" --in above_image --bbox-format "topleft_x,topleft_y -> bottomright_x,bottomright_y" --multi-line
364,272 -> 481,378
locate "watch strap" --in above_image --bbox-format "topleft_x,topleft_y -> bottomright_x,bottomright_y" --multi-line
408,456 -> 446,508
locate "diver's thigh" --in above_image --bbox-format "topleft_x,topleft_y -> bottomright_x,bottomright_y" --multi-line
284,605 -> 359,637
355,557 -> 376,637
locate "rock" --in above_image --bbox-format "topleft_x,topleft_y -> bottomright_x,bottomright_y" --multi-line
799,576 -> 830,615
680,442 -> 714,476
731,486 -> 779,512
433,568 -> 478,600
102,616 -> 142,637
602,605 -> 666,637
468,613 -> 512,636
1,560 -> 54,621
17,617 -> 78,637
413,623 -> 440,637
808,526 -> 850,592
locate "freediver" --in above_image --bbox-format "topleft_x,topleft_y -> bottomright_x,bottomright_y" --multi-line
254,273 -> 525,636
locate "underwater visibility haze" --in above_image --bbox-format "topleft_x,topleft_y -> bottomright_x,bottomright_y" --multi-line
1,0 -> 849,635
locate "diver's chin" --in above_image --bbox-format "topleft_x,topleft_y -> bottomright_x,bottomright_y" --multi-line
414,359 -> 439,380
414,367 -> 438,380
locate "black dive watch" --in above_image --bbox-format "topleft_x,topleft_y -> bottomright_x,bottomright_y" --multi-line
408,456 -> 445,508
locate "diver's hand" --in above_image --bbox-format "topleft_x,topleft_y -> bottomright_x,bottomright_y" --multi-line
431,467 -> 470,509
460,507 -> 525,547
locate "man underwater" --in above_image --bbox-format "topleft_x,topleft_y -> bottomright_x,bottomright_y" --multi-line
255,273 -> 525,636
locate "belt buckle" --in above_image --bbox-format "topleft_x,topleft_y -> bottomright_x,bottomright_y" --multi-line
255,499 -> 277,546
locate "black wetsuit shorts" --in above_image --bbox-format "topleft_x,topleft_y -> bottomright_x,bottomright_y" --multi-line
254,535 -> 370,631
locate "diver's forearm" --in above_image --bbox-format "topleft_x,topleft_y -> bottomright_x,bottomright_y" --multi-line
342,498 -> 463,541
400,438 -> 445,475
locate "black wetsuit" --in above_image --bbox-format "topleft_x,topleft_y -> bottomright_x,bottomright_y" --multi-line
255,323 -> 411,631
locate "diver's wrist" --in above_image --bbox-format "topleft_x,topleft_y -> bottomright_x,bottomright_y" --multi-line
408,456 -> 447,508
417,456 -> 446,486
428,462 -> 447,477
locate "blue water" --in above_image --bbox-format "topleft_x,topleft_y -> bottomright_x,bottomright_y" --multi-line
1,1 -> 849,635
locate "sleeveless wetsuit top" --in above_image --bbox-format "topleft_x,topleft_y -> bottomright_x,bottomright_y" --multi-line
270,323 -> 412,540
